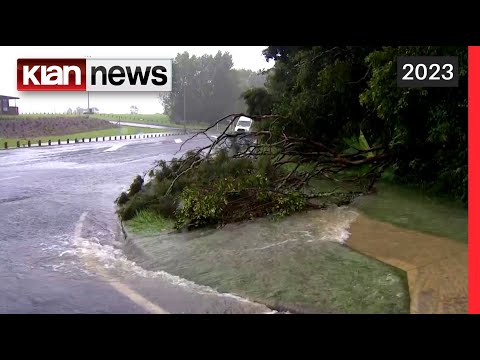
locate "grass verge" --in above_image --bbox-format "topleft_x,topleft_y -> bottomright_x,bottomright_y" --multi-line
1,126 -> 164,147
354,181 -> 468,243
94,114 -> 213,130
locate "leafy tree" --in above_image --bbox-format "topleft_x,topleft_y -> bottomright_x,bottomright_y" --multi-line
263,46 -> 377,146
359,46 -> 467,201
241,87 -> 273,116
160,51 -> 241,124
260,45 -> 467,203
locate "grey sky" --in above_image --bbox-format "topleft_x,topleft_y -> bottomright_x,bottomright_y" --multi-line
0,46 -> 274,114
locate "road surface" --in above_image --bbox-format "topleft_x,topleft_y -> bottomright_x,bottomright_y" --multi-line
0,135 -> 272,314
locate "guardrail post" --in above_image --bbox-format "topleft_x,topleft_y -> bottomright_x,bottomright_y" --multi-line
114,136 -> 117,140
48,140 -> 51,146
67,139 -> 69,144
89,138 -> 91,142
28,140 -> 31,147
17,141 -> 20,148
75,138 -> 78,143
58,139 -> 61,145
82,138 -> 85,143
38,140 -> 41,147
109,136 -> 111,141
96,137 -> 98,142
130,135 -> 132,139
4,142 -> 7,149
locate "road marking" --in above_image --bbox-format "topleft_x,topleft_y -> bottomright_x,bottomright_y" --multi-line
105,280 -> 169,314
174,138 -> 183,143
74,212 -> 169,314
0,176 -> 20,181
104,143 -> 128,152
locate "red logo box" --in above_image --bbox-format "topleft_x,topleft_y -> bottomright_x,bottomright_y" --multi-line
17,58 -> 87,91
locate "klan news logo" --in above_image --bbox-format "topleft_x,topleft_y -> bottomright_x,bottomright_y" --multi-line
17,58 -> 172,92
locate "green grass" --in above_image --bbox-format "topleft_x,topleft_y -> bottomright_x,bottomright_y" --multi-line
1,126 -> 164,147
94,113 -> 212,130
1,113 -> 228,131
126,210 -> 174,235
354,181 -> 468,243
95,113 -> 171,125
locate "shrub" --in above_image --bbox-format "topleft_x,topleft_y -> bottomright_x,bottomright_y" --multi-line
128,175 -> 144,197
272,191 -> 307,217
118,192 -> 153,221
115,192 -> 129,206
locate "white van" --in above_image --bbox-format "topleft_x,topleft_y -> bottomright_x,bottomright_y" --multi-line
234,116 -> 253,132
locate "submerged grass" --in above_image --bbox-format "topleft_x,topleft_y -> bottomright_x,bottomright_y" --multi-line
354,182 -> 468,243
125,209 -> 410,314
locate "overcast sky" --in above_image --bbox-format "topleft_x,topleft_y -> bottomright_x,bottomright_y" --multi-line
0,46 -> 274,114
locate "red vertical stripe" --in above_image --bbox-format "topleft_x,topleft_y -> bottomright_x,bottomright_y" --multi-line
469,46 -> 480,314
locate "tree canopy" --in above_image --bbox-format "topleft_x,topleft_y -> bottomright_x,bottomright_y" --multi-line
159,51 -> 266,124
253,46 -> 467,202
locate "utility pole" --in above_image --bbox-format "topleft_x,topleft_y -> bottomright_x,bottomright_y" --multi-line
183,76 -> 187,135
86,55 -> 91,114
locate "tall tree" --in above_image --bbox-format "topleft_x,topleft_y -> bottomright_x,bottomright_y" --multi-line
160,51 -> 242,124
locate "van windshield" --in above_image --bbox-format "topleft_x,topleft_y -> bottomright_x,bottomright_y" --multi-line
237,120 -> 251,127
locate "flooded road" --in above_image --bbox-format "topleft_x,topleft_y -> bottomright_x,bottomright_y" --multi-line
0,136 -> 272,313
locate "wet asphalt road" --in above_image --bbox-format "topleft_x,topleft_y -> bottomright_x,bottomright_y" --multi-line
0,135 -> 271,314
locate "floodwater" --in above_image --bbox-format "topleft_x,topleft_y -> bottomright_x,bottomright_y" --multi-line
0,136 -> 275,313
124,206 -> 410,314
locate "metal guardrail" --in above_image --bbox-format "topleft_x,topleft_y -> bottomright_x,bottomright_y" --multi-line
2,132 -> 184,150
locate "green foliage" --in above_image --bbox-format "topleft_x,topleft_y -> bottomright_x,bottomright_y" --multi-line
261,45 -> 467,204
241,87 -> 273,116
359,46 -> 467,202
271,191 -> 306,217
115,192 -> 129,206
175,186 -> 225,229
264,46 -> 376,145
160,52 -> 266,124
117,149 -> 310,230
128,175 -> 144,197
126,209 -> 174,235
119,192 -> 153,221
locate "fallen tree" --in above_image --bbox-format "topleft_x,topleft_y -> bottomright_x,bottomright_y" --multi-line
169,113 -> 393,195
116,113 -> 394,231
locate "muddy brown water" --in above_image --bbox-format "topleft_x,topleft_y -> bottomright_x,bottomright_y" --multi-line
347,214 -> 468,314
